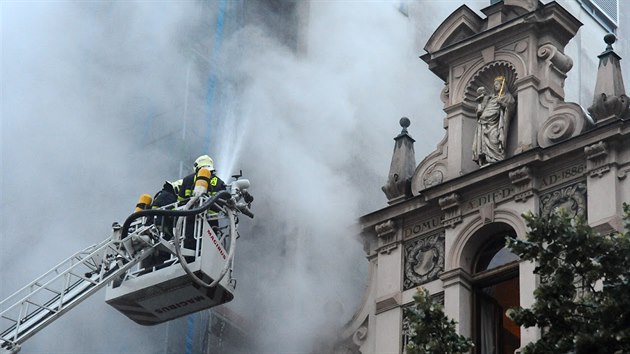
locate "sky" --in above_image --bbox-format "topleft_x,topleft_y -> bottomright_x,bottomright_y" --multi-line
1,1 -> 487,353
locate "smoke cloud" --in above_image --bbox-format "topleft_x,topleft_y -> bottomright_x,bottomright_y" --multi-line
1,1 -> 486,353
1,2 -> 204,353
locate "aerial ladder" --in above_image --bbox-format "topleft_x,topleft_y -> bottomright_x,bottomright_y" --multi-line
0,174 -> 253,354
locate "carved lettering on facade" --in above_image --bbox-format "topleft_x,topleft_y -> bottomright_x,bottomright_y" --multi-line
540,162 -> 587,190
403,215 -> 444,240
463,187 -> 514,212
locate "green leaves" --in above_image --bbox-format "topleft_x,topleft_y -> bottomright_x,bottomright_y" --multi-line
405,288 -> 474,354
505,204 -> 630,354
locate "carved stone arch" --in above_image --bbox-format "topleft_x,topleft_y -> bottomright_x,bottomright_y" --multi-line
451,58 -> 487,103
461,61 -> 519,109
446,208 -> 526,272
494,50 -> 528,80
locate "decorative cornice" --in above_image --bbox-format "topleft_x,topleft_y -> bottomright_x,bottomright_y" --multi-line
439,268 -> 472,291
375,219 -> 399,254
509,166 -> 532,186
375,220 -> 397,238
509,166 -> 535,202
438,193 -> 461,210
439,193 -> 462,228
585,141 -> 616,178
375,293 -> 401,314
584,141 -> 608,161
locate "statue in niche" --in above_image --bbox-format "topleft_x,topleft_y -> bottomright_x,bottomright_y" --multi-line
472,76 -> 515,167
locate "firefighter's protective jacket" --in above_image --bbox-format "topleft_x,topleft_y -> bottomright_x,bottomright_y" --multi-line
178,169 -> 226,201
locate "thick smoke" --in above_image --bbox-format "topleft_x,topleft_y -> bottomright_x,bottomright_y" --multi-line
214,2 -> 450,352
2,1 -> 483,353
1,2 -> 205,353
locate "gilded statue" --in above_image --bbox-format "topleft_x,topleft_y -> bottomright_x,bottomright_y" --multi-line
472,76 -> 515,167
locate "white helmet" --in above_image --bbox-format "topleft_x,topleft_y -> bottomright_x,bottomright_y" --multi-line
193,155 -> 214,171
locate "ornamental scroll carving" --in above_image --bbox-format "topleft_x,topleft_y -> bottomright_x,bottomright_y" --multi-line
411,134 -> 449,195
353,325 -> 368,347
536,43 -> 590,148
403,231 -> 445,290
537,43 -> 573,76
537,102 -> 589,148
422,162 -> 446,188
540,181 -> 587,219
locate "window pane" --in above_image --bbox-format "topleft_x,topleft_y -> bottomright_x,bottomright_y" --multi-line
476,276 -> 520,354
475,234 -> 519,273
486,247 -> 519,270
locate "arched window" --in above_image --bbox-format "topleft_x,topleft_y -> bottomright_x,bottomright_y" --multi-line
472,227 -> 520,354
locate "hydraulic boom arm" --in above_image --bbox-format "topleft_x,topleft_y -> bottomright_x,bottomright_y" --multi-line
0,178 -> 252,354
0,224 -> 155,354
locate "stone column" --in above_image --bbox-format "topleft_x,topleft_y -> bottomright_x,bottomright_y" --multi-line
585,141 -> 623,232
373,220 -> 403,353
518,260 -> 540,346
440,268 -> 473,337
444,104 -> 477,178
374,308 -> 401,354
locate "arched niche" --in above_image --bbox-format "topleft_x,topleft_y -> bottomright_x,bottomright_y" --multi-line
446,209 -> 526,272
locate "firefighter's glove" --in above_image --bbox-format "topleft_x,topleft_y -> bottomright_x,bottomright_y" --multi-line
243,192 -> 254,204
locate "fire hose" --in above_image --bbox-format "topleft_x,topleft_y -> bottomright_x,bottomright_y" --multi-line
119,191 -> 236,288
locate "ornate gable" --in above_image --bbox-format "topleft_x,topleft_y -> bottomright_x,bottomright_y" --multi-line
423,6 -> 483,69
411,1 -> 587,195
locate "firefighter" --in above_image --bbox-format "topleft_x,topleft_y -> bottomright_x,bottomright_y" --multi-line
151,179 -> 182,237
179,155 -> 226,251
178,155 -> 226,201
140,179 -> 182,270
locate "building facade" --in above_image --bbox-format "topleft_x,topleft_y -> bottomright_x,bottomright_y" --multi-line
342,1 -> 630,353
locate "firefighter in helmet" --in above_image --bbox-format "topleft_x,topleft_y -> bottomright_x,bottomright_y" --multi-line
179,155 -> 226,251
178,155 -> 226,201
140,178 -> 182,269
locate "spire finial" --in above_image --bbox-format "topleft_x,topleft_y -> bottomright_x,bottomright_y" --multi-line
588,34 -> 629,122
604,33 -> 616,52
383,117 -> 416,204
400,117 -> 411,134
